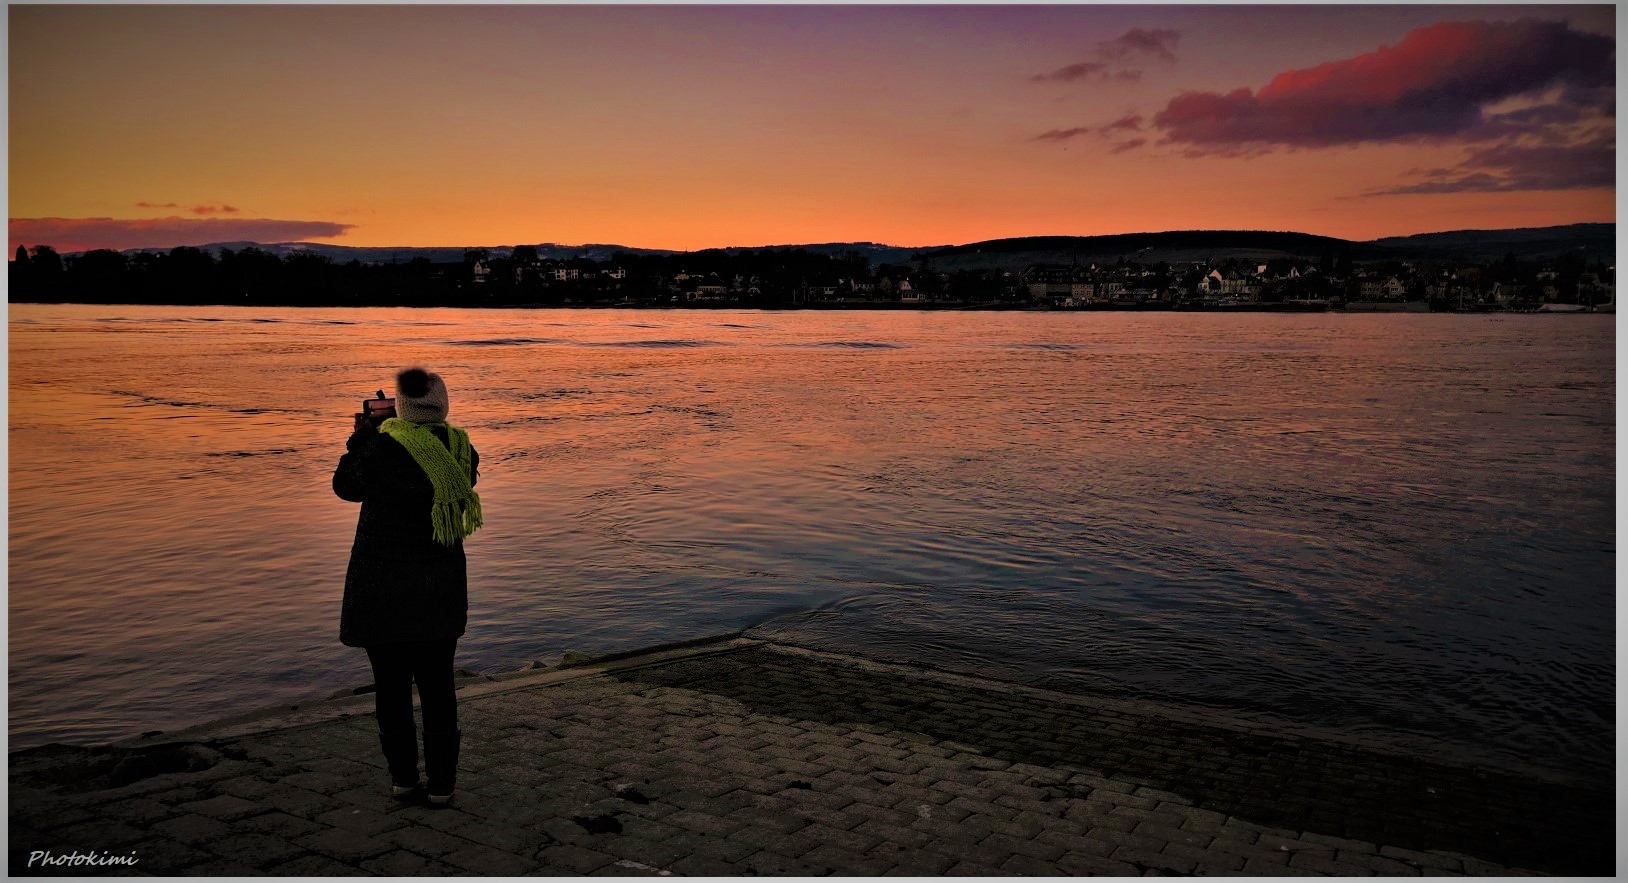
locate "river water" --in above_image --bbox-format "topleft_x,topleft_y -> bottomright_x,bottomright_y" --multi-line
8,304 -> 1615,782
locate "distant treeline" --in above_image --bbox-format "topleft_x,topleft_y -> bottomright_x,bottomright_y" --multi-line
7,244 -> 892,308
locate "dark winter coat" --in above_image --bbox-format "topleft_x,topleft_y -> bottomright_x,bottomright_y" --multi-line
333,424 -> 479,647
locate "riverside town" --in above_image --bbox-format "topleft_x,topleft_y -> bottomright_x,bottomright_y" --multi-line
8,226 -> 1616,313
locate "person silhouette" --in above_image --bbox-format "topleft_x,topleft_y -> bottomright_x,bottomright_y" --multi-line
333,367 -> 482,805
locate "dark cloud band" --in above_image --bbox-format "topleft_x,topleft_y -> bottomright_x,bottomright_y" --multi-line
9,216 -> 354,252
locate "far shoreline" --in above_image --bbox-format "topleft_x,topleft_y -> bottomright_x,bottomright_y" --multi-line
9,299 -> 1615,315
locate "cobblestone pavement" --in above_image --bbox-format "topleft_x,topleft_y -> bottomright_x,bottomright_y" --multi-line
9,639 -> 1613,876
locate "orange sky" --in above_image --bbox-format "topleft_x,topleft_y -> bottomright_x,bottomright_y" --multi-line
9,5 -> 1616,252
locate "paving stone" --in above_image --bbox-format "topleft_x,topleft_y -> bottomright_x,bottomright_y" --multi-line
1135,819 -> 1215,849
661,807 -> 747,837
265,852 -> 367,875
869,841 -> 958,874
1304,831 -> 1378,854
1056,850 -> 1143,875
737,849 -> 824,876
1379,843 -> 1461,869
260,787 -> 342,820
685,835 -> 765,864
278,771 -> 352,795
148,814 -> 232,843
443,842 -> 540,875
313,805 -> 408,836
1338,849 -> 1425,875
1113,844 -> 1199,874
1290,850 -> 1371,875
598,834 -> 688,868
944,858 -> 1009,876
144,785 -> 209,806
184,858 -> 269,875
45,817 -> 150,848
123,837 -> 216,873
178,793 -> 264,821
800,843 -> 896,875
232,814 -> 323,840
199,832 -> 305,867
98,798 -> 176,827
290,828 -> 393,864
1244,856 -> 1321,876
1188,851 -> 1251,875
360,849 -> 461,875
981,830 -> 1067,863
375,823 -> 476,858
534,844 -> 616,875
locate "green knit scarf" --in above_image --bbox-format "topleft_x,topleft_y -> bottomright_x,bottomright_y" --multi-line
378,417 -> 484,546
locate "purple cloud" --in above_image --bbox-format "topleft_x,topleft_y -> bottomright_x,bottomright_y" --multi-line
1030,62 -> 1109,84
1033,113 -> 1146,147
1099,27 -> 1180,63
9,216 -> 355,253
1110,138 -> 1148,154
1031,26 -> 1180,84
1101,114 -> 1144,133
1369,135 -> 1614,194
1033,126 -> 1096,143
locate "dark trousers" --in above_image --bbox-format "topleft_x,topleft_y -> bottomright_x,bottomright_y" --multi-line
365,640 -> 459,790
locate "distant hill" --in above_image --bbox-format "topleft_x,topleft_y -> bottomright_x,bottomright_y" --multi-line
84,224 -> 1612,268
1368,223 -> 1615,262
918,230 -> 1371,271
714,241 -> 939,265
911,225 -> 1614,270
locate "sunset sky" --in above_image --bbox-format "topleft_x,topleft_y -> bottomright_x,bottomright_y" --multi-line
9,4 -> 1617,252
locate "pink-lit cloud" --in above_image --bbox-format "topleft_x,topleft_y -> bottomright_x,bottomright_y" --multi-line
9,216 -> 354,253
1110,138 -> 1148,154
1150,19 -> 1613,151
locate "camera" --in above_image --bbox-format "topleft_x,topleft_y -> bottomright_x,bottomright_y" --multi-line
360,390 -> 397,425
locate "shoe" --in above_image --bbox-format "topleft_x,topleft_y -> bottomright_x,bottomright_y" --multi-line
391,781 -> 424,799
378,730 -> 420,796
424,727 -> 462,807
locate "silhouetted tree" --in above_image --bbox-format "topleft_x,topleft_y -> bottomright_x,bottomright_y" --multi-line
29,245 -> 63,277
68,249 -> 127,302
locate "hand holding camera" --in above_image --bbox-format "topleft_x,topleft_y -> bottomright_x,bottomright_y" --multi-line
356,390 -> 397,432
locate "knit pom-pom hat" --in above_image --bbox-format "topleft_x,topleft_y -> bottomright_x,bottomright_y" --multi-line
396,367 -> 449,424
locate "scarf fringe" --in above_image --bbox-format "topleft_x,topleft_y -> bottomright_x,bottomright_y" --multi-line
430,493 -> 484,546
